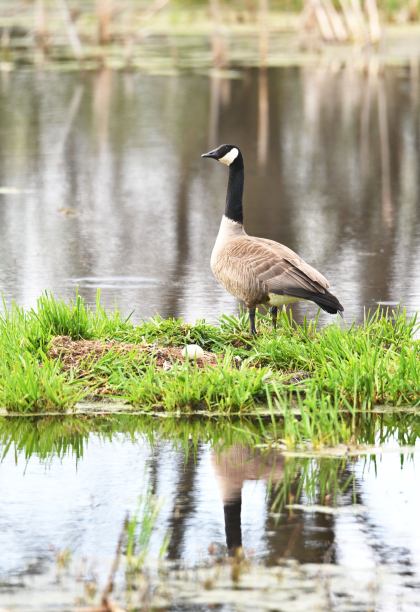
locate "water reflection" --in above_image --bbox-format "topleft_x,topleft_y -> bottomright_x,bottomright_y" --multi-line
0,415 -> 419,578
0,66 -> 419,323
213,445 -> 285,553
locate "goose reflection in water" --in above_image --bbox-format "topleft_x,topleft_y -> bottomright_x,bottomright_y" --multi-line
211,445 -> 339,563
212,445 -> 285,555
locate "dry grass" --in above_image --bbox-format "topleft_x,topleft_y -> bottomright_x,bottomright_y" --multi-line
48,335 -> 218,372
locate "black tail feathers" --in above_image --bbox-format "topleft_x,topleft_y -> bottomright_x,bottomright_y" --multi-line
277,288 -> 344,315
313,290 -> 344,315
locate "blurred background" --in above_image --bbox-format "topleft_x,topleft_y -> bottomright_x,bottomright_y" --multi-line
0,0 -> 419,323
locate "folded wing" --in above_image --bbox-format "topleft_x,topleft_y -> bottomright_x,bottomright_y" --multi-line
212,236 -> 343,314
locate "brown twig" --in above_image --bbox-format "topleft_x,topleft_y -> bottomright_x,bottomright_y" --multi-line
100,514 -> 128,611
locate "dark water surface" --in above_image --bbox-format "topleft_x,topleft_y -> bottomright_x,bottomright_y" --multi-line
0,66 -> 419,323
0,416 -> 419,610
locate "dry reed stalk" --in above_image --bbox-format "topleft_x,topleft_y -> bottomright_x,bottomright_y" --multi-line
140,0 -> 171,23
100,516 -> 128,611
310,0 -> 335,41
209,0 -> 228,69
96,0 -> 113,45
364,0 -> 381,43
322,0 -> 348,41
34,0 -> 48,56
338,0 -> 364,41
78,517 -> 127,611
258,0 -> 269,66
408,0 -> 419,20
56,0 -> 83,58
302,0 -> 382,45
350,0 -> 369,41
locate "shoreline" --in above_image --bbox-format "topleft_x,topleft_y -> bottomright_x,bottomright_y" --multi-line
2,12 -> 420,71
0,294 -> 417,451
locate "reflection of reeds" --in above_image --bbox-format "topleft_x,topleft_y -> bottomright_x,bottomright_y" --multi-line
209,73 -> 222,145
93,67 -> 112,152
360,60 -> 374,180
377,72 -> 393,227
359,59 -> 394,227
258,67 -> 269,166
55,85 -> 84,159
298,57 -> 397,248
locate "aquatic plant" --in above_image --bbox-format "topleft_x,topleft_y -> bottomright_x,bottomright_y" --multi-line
125,492 -> 169,572
0,293 -> 418,449
0,409 -> 418,466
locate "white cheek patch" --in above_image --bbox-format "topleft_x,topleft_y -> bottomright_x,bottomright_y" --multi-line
219,147 -> 239,166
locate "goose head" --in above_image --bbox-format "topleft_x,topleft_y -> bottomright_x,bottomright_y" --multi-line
201,144 -> 241,167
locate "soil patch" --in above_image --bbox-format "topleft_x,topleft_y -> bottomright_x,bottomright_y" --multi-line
48,335 -> 218,371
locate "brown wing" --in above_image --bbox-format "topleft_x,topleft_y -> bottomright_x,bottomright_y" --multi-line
212,236 -> 334,307
252,237 -> 330,289
252,238 -> 343,313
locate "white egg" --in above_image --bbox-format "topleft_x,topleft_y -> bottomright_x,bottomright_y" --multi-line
181,344 -> 205,360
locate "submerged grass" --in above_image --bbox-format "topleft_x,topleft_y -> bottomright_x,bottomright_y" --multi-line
0,293 -> 418,446
1,412 -> 417,464
125,491 -> 169,573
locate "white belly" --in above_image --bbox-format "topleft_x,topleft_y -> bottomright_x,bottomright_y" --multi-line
268,293 -> 302,306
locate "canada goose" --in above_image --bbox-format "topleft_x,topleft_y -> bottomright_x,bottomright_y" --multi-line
202,144 -> 344,334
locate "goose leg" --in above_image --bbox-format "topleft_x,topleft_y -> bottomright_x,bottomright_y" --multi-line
270,306 -> 278,330
249,307 -> 257,335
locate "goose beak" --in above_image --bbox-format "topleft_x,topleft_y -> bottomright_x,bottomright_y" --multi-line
201,149 -> 218,159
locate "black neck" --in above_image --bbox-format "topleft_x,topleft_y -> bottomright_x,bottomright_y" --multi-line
225,154 -> 244,224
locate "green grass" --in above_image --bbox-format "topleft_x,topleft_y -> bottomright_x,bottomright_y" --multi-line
125,491 -> 169,574
0,351 -> 85,413
2,411 -> 417,462
0,293 -> 418,447
122,355 -> 272,412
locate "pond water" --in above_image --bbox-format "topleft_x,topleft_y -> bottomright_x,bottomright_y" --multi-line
0,416 -> 419,610
0,66 -> 419,609
0,66 -> 419,324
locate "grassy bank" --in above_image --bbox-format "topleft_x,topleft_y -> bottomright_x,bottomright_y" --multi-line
0,294 -> 418,446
